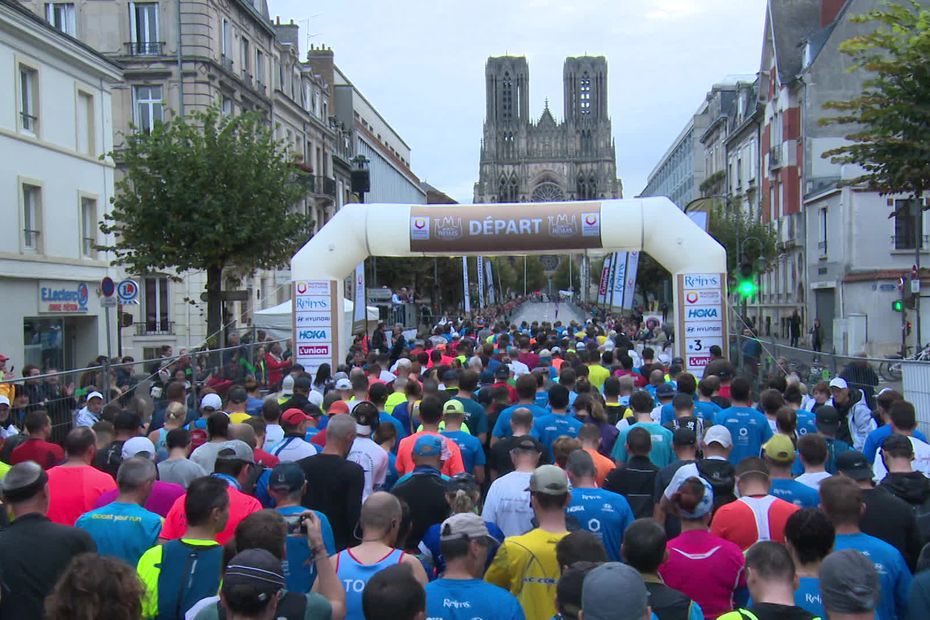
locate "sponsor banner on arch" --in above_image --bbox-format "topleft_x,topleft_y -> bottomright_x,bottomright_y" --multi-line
676,272 -> 728,376
409,202 -> 603,253
292,280 -> 338,378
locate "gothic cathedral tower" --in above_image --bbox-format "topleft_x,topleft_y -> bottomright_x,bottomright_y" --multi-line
474,56 -> 621,203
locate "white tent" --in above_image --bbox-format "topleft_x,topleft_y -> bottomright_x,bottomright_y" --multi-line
253,299 -> 379,343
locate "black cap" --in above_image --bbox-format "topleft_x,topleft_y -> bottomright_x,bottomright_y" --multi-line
835,450 -> 872,481
816,405 -> 841,426
673,427 -> 697,447
511,436 -> 543,453
294,375 -> 312,391
495,366 -> 511,380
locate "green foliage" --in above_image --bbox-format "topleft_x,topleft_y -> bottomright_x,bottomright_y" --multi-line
821,0 -> 930,198
103,107 -> 313,341
708,201 -> 778,275
635,254 -> 670,299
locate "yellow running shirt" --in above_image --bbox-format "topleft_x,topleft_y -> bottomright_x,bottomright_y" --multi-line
484,528 -> 568,620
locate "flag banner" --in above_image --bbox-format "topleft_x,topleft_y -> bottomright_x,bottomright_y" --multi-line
610,253 -> 628,310
597,254 -> 613,305
476,256 -> 486,309
623,251 -> 639,311
462,256 -> 471,313
352,262 -> 366,333
485,260 -> 495,305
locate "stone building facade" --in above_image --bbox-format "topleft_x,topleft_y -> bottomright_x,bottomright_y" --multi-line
473,56 -> 621,203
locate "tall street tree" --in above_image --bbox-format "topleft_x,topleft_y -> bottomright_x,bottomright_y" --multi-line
102,108 -> 313,347
821,0 -> 930,198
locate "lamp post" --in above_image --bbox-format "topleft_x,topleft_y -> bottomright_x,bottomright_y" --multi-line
351,155 -> 372,290
738,235 -> 766,327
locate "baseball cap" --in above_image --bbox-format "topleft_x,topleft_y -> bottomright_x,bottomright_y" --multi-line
511,436 -> 543,454
479,369 -> 495,385
551,346 -> 562,354
672,427 -> 697,447
87,391 -> 104,402
762,434 -> 796,464
816,405 -> 841,427
0,461 -> 48,503
216,440 -> 254,464
439,512 -> 494,543
201,393 -> 222,411
281,408 -> 312,426
494,366 -> 510,380
656,383 -> 677,399
538,349 -> 552,358
268,462 -> 305,492
581,562 -> 649,620
0,395 -> 9,407
413,435 -> 443,457
306,390 -> 324,408
828,377 -> 848,390
280,374 -> 295,396
703,425 -> 732,448
0,354 -> 8,362
222,549 -> 285,603
836,450 -> 873,481
527,464 -> 569,495
334,378 -> 352,391
668,474 -> 714,519
442,399 -> 465,416
121,436 -> 156,459
327,400 -> 350,415
820,549 -> 880,614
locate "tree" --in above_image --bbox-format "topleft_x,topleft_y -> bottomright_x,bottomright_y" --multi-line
821,0 -> 930,199
707,200 -> 778,277
102,107 -> 312,347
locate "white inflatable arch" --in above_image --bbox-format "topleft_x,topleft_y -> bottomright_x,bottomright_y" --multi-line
291,197 -> 728,375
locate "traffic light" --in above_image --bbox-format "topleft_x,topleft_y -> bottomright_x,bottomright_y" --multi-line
893,299 -> 904,312
736,256 -> 758,299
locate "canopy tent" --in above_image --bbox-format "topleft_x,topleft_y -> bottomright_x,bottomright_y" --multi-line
253,298 -> 379,343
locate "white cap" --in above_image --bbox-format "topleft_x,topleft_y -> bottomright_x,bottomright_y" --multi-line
604,340 -> 616,352
307,390 -> 324,408
703,425 -> 733,448
538,349 -> 552,358
829,377 -> 848,390
122,436 -> 156,459
280,374 -> 295,396
87,391 -> 104,401
0,395 -> 9,407
335,378 -> 352,391
551,346 -> 561,354
201,393 -> 223,410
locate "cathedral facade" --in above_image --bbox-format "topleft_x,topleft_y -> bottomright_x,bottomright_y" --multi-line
473,56 -> 622,203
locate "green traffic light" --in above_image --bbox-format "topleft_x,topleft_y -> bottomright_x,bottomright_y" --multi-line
893,299 -> 904,312
737,279 -> 758,298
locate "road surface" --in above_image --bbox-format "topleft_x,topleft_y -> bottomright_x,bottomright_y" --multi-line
510,301 -> 585,326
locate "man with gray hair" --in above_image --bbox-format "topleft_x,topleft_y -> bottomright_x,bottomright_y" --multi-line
298,414 -> 365,550
76,456 -> 162,566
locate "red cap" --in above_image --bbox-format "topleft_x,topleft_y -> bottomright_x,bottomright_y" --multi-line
0,354 -> 8,362
327,400 -> 350,415
281,408 -> 312,426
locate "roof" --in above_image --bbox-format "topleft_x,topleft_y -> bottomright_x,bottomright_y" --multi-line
767,0 -> 821,82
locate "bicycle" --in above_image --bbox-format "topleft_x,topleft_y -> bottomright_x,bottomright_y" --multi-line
880,344 -> 930,382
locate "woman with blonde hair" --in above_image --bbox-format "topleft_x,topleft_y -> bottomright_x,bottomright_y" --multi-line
148,401 -> 187,455
419,474 -> 504,575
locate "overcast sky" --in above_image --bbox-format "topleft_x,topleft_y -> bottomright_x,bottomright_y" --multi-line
268,0 -> 767,202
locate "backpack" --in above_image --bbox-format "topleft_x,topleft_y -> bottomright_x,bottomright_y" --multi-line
156,540 -> 224,620
94,440 -> 125,479
696,458 -> 737,510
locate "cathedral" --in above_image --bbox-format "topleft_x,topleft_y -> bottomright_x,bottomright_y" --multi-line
473,55 -> 622,203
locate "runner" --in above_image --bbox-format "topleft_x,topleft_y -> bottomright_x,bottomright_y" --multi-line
565,449 -> 634,561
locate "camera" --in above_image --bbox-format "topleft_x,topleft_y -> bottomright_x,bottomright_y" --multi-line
284,515 -> 308,535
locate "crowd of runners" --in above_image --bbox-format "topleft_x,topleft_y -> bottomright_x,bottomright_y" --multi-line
0,306 -> 928,619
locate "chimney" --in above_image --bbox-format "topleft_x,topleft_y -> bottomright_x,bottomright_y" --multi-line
273,21 -> 300,47
821,0 -> 845,27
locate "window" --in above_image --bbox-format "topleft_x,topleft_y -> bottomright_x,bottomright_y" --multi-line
255,49 -> 265,87
818,208 -> 828,256
18,64 -> 39,134
579,73 -> 591,114
144,277 -> 169,333
76,90 -> 94,155
128,2 -> 159,54
501,73 -> 512,122
80,197 -> 97,257
893,198 -> 923,250
221,18 -> 231,59
133,85 -> 163,133
240,38 -> 250,77
22,184 -> 42,252
221,95 -> 233,116
45,3 -> 76,35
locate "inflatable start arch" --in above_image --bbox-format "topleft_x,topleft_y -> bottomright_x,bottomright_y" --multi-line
290,198 -> 728,376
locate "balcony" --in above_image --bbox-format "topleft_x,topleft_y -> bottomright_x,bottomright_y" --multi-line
221,54 -> 233,72
891,234 -> 928,251
768,145 -> 782,170
241,71 -> 252,86
255,79 -> 265,93
125,41 -> 165,56
136,321 -> 175,336
300,175 -> 337,198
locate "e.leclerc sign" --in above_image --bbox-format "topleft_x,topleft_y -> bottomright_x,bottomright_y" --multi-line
39,280 -> 89,314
